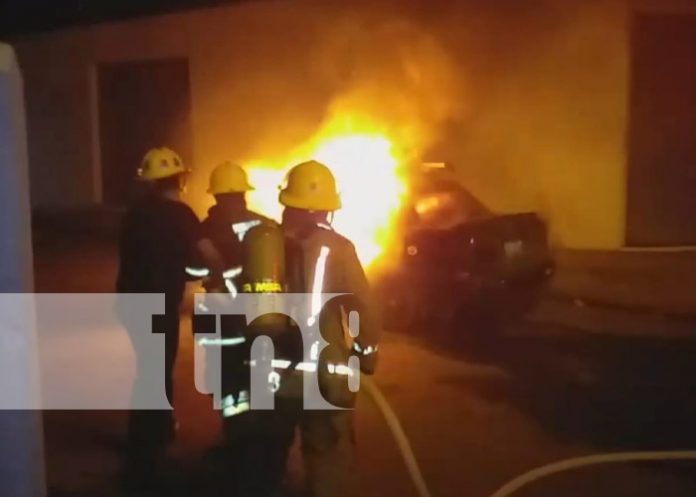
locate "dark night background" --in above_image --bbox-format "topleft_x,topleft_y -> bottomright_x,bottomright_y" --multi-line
0,0 -> 247,37
4,2 -> 696,496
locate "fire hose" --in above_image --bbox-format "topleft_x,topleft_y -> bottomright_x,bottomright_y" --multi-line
360,376 -> 696,497
488,451 -> 696,497
360,374 -> 434,497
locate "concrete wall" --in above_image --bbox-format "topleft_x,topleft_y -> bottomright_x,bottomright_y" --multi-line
17,29 -> 96,207
12,0 -> 691,249
430,1 -> 629,249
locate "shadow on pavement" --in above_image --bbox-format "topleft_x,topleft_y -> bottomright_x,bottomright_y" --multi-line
405,318 -> 696,453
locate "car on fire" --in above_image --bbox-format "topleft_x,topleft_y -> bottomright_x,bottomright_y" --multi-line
375,162 -> 554,333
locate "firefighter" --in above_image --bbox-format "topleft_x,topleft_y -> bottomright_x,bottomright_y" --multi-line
116,147 -> 224,490
200,161 -> 271,271
191,161 -> 282,497
194,161 -> 272,408
277,160 -> 382,497
195,162 -> 271,413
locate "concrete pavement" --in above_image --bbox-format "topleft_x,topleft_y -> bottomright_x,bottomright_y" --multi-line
41,325 -> 696,497
35,236 -> 696,497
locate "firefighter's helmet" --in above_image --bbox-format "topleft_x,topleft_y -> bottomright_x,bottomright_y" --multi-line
279,160 -> 341,212
208,161 -> 254,194
138,147 -> 188,181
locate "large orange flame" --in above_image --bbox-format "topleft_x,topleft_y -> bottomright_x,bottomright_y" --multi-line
244,118 -> 407,268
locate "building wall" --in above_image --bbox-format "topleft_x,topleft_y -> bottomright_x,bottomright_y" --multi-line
16,29 -> 96,207
13,0 -> 685,249
431,1 -> 629,249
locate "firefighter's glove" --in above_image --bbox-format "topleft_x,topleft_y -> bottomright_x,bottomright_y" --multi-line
352,342 -> 379,375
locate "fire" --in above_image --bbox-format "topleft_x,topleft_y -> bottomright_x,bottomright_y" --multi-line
316,134 -> 405,265
189,18 -> 459,269
245,126 -> 407,268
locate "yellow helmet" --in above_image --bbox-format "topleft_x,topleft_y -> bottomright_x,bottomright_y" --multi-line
138,147 -> 188,181
208,161 -> 254,194
279,160 -> 341,211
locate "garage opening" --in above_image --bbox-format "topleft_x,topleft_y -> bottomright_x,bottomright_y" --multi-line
627,14 -> 696,246
97,58 -> 193,205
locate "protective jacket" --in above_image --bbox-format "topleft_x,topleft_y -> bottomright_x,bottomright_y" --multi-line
283,222 -> 381,407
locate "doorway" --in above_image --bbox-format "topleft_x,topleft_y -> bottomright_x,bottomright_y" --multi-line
98,58 -> 193,205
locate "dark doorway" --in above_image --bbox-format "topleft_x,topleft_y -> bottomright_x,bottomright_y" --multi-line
98,58 -> 193,205
627,14 -> 696,245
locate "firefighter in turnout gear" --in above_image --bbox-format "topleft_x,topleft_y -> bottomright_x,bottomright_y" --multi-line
189,161 -> 284,497
117,147 -> 224,491
202,161 -> 269,262
188,161 -> 272,289
277,160 -> 382,497
189,160 -> 272,415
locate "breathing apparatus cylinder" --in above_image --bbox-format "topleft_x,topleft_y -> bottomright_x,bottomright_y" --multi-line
242,222 -> 288,336
240,222 -> 433,497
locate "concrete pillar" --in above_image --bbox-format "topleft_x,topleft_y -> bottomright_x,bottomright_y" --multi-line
0,43 -> 47,497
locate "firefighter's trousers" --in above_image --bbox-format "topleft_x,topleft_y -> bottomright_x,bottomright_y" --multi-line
123,310 -> 179,476
222,398 -> 357,497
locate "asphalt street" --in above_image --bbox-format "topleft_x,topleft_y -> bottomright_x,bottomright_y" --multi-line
36,237 -> 696,497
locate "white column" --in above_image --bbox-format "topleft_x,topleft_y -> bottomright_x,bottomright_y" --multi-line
0,43 -> 47,497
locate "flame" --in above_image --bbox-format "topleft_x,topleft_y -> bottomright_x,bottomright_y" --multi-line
244,119 -> 407,268
316,134 -> 406,265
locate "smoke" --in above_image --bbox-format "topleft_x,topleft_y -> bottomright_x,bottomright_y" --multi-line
224,2 -> 464,169
189,0 -> 627,248
186,3 -> 467,264
307,11 -> 464,162
420,0 -> 628,247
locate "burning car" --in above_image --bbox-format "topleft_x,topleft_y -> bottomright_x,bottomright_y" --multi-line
374,162 -> 554,332
240,131 -> 552,336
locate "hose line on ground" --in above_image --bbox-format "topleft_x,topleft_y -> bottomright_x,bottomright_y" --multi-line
489,451 -> 696,497
361,374 -> 434,497
361,377 -> 696,497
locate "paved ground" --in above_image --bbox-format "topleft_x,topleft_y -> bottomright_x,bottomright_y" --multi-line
36,236 -> 696,497
552,247 -> 696,314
